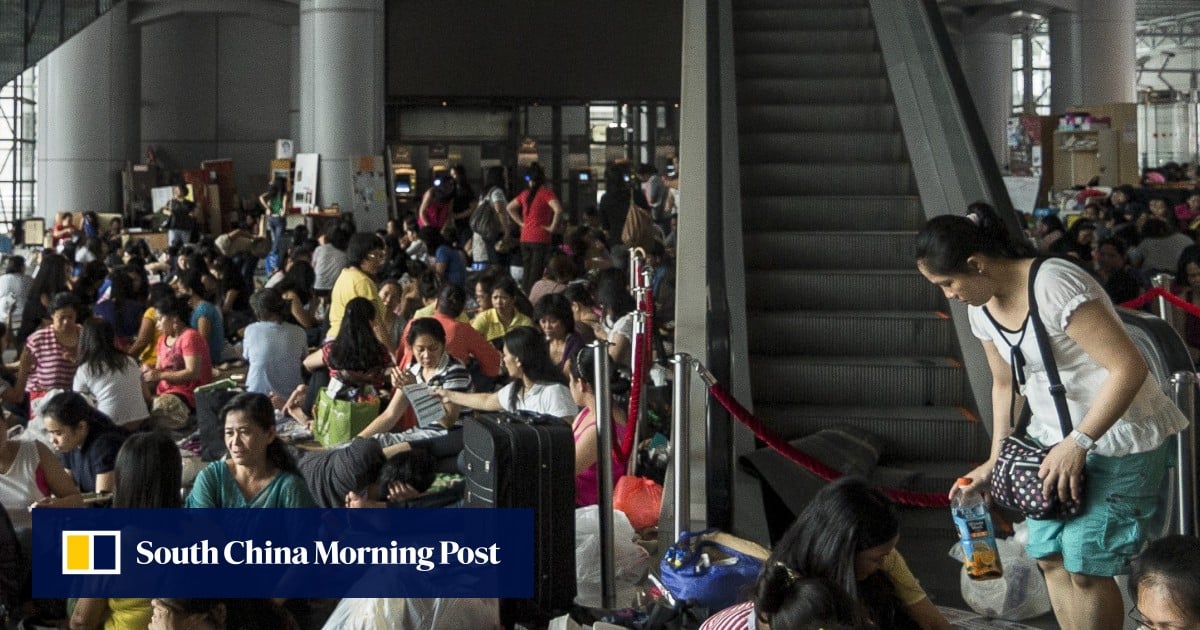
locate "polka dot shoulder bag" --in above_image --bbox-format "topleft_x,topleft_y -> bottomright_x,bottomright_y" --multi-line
986,258 -> 1084,520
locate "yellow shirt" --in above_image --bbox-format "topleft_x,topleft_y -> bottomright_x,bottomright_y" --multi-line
471,308 -> 534,342
139,307 -> 159,367
884,549 -> 927,606
327,267 -> 383,340
106,598 -> 152,629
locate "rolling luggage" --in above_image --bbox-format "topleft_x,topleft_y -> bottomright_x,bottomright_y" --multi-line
462,411 -> 575,623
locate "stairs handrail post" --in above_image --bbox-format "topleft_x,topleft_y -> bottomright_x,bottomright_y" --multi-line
589,339 -> 617,609
672,352 -> 693,542
1152,273 -> 1174,322
1169,370 -> 1198,536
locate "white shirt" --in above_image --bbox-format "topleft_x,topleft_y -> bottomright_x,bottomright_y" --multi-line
0,272 -> 31,322
969,258 -> 1188,456
73,357 -> 150,427
496,381 -> 578,418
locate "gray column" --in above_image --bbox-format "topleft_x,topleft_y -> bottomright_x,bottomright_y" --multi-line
1079,0 -> 1135,103
36,2 -> 140,221
298,0 -> 385,231
959,15 -> 1012,170
1049,10 -> 1083,113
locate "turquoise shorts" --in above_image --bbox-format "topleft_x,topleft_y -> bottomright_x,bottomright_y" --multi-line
1024,439 -> 1173,577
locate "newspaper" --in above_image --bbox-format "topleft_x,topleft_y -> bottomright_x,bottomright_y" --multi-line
402,383 -> 447,428
936,607 -> 1043,630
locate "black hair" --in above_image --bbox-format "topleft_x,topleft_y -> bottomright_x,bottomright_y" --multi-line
535,293 -> 575,335
274,259 -> 315,305
564,282 -> 596,309
543,252 -> 578,283
113,431 -> 182,508
914,201 -> 1037,275
377,446 -> 436,494
4,255 -> 25,275
417,226 -> 445,252
154,294 -> 192,323
148,282 -> 176,309
1129,535 -> 1200,624
755,570 -> 857,630
40,391 -> 119,435
436,283 -> 467,317
220,392 -> 298,475
417,270 -> 442,301
79,318 -> 132,378
324,223 -> 351,250
176,268 -> 209,300
329,297 -> 388,373
27,253 -> 70,312
522,162 -> 546,202
250,287 -> 288,321
503,326 -> 567,409
406,317 -> 446,348
49,291 -> 81,315
491,274 -> 521,302
760,476 -> 900,627
594,268 -> 635,320
483,166 -> 506,193
346,233 -> 384,268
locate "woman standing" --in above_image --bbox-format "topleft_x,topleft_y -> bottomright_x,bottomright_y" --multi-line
506,163 -> 564,294
186,392 -> 316,508
471,275 -> 533,345
915,202 -> 1187,630
73,319 -> 151,432
567,345 -> 626,507
437,326 -> 576,418
258,176 -> 289,259
40,391 -> 125,494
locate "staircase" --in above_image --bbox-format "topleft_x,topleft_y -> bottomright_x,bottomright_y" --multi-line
732,0 -> 991,603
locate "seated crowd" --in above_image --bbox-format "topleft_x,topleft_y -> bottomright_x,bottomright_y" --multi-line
0,159 -> 679,628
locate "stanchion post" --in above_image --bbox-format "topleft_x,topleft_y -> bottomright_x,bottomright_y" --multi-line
1152,273 -> 1173,321
671,353 -> 692,543
1169,371 -> 1197,536
590,340 -> 616,609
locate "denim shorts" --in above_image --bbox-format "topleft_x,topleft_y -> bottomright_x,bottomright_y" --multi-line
1024,439 -> 1173,576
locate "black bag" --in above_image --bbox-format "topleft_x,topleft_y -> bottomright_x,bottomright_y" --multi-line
463,411 -> 575,623
470,188 -> 504,242
196,386 -> 244,461
987,257 -> 1084,520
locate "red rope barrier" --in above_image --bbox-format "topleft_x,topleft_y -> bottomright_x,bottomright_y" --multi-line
1119,287 -> 1200,321
706,382 -> 952,508
620,286 -> 655,465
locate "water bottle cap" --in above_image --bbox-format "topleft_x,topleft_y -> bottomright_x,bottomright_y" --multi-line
955,477 -> 972,486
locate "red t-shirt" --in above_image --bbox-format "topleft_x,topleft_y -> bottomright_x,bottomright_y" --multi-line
155,328 -> 213,408
518,187 -> 557,244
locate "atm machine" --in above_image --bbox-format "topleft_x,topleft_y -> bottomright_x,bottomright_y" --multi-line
567,168 -> 597,225
392,167 -> 418,217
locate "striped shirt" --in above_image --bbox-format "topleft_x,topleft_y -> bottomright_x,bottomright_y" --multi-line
700,601 -> 755,630
25,326 -> 77,391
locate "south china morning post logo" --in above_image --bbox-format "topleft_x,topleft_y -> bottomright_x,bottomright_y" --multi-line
35,508 -> 534,598
62,531 -> 121,575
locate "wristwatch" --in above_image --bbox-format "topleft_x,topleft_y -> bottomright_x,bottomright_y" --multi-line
1069,430 -> 1098,452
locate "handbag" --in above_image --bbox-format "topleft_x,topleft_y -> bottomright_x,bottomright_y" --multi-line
622,195 -> 656,251
469,189 -> 504,242
659,529 -> 768,611
312,387 -> 381,447
988,257 -> 1084,520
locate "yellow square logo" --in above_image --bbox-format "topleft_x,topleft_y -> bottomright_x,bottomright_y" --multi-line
62,531 -> 121,575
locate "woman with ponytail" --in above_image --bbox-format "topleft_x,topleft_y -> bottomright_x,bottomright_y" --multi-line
186,392 -> 315,508
506,163 -> 564,294
916,201 -> 1188,630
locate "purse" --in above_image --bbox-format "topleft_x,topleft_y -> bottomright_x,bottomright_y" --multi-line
621,195 -> 656,251
987,257 -> 1085,520
659,529 -> 768,611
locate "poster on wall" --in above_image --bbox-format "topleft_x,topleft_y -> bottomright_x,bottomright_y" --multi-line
275,139 -> 295,160
293,153 -> 319,213
351,155 -> 389,220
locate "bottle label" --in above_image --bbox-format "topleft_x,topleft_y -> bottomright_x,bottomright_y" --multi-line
953,510 -> 1003,580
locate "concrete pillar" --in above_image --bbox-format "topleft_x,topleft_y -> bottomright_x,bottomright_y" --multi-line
298,0 -> 385,231
1079,0 -> 1136,103
959,15 -> 1012,170
36,2 -> 140,220
1049,10 -> 1083,113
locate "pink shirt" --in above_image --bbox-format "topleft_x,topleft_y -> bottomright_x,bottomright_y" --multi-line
155,328 -> 212,408
25,326 -> 77,391
573,408 -> 625,507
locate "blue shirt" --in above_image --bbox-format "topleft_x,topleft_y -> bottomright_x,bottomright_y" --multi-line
190,300 -> 225,365
435,245 -> 467,288
242,320 -> 307,397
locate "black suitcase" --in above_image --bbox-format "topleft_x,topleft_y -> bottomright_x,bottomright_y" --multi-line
462,411 -> 576,623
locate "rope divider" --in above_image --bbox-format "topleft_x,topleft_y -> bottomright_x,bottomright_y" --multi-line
1120,286 -> 1200,320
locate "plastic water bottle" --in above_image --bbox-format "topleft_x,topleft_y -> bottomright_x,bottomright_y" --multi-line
951,477 -> 1003,580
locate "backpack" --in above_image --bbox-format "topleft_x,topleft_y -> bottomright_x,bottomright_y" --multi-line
470,188 -> 504,242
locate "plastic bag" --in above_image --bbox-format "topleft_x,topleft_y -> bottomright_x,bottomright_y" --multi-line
575,506 -> 650,608
613,476 -> 664,531
949,523 -> 1050,620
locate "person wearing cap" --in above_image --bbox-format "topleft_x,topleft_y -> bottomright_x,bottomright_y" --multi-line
242,288 -> 307,398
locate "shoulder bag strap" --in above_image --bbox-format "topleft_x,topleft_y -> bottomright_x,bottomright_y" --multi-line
1027,257 -> 1075,438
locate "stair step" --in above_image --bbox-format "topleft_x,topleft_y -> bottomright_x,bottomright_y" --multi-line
736,52 -> 885,78
739,131 -> 905,163
737,0 -> 867,9
744,230 -> 917,269
738,104 -> 898,133
748,355 -> 965,406
747,311 -> 956,356
737,77 -> 892,105
745,269 -> 942,310
741,162 -> 913,196
733,7 -> 871,30
754,404 -> 989,461
734,29 -> 877,54
896,460 -> 985,496
741,195 -> 923,231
